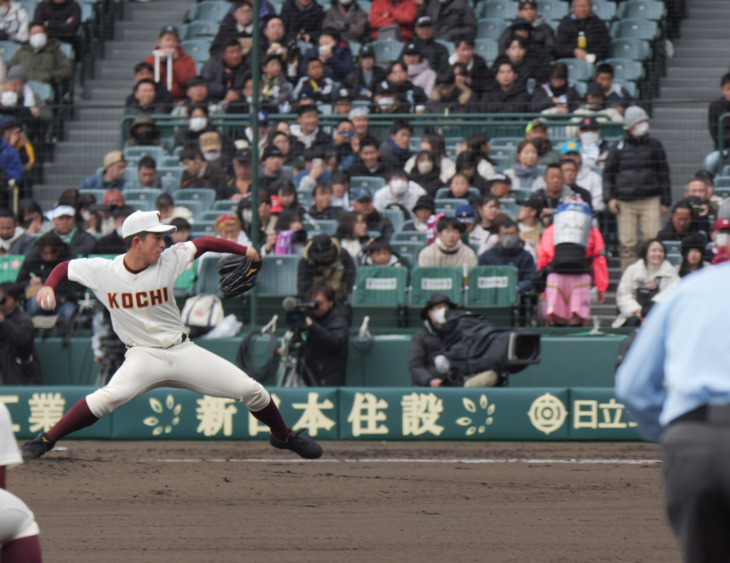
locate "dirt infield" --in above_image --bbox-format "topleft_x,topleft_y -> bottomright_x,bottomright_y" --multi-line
11,441 -> 679,563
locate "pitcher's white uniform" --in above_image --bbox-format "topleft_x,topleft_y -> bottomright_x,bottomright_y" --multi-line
67,241 -> 269,418
0,404 -> 40,545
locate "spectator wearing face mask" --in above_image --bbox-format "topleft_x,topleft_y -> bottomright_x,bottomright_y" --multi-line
124,114 -> 165,149
0,0 -> 29,43
172,103 -> 217,149
478,219 -> 535,292
408,150 -> 442,197
373,168 -> 426,213
179,146 -> 229,198
409,293 -> 459,387
7,21 -> 72,84
604,106 -> 671,271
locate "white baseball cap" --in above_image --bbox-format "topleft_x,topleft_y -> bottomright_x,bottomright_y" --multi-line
47,205 -> 76,220
122,210 -> 177,239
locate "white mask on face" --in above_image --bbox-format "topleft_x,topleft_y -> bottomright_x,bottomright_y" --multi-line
417,160 -> 434,175
377,96 -> 395,110
242,209 -> 253,223
632,121 -> 649,137
29,33 -> 47,50
429,306 -> 447,325
203,150 -> 221,162
390,179 -> 408,196
0,90 -> 17,108
717,233 -> 728,248
189,117 -> 208,132
579,131 -> 599,145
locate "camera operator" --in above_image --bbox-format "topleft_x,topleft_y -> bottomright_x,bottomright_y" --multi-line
0,282 -> 42,385
302,283 -> 350,386
409,293 -> 458,387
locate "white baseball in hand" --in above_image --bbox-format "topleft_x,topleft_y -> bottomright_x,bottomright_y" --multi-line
39,295 -> 54,311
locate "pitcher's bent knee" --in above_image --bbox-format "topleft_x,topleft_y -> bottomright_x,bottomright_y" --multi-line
86,386 -> 131,418
243,382 -> 270,412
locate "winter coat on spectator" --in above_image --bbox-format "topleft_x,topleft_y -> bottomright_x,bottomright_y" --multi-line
281,0 -> 325,43
323,2 -> 370,43
448,52 -> 493,96
364,209 -> 395,239
612,257 -> 679,328
554,13 -> 610,62
407,60 -> 436,98
708,96 -> 730,151
0,1 -> 28,42
201,56 -> 249,102
7,37 -> 72,83
297,236 -> 356,302
143,46 -> 196,103
409,320 -> 448,386
303,300 -> 350,386
406,36 -> 450,74
480,83 -> 529,114
301,43 -> 354,82
425,82 -> 476,115
603,132 -> 672,206
0,304 -> 42,384
32,0 -> 81,39
342,64 -> 387,100
530,81 -> 583,113
0,137 -> 23,182
0,226 -> 34,255
369,0 -> 417,42
418,239 -> 478,267
498,13 -> 554,54
479,240 -> 536,292
422,0 -> 477,43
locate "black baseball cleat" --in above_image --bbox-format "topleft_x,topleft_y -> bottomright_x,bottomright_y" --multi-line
21,433 -> 55,460
269,429 -> 323,459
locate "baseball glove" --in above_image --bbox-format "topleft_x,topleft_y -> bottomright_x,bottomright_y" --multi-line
217,255 -> 262,299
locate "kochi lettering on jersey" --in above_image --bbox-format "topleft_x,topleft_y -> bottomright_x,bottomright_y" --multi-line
106,288 -> 169,309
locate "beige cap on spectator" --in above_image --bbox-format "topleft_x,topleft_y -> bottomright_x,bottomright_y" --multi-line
199,132 -> 222,152
103,150 -> 125,169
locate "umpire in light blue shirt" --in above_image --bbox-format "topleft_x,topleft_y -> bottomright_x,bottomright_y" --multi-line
616,239 -> 730,563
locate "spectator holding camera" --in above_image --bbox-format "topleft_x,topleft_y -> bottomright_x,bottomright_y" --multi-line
297,233 -> 356,302
612,239 -> 680,328
301,282 -> 350,387
0,281 -> 42,384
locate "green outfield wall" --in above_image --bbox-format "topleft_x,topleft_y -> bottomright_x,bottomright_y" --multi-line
2,387 -> 641,441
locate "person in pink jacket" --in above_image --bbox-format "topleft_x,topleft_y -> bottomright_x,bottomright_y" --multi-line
537,198 -> 608,326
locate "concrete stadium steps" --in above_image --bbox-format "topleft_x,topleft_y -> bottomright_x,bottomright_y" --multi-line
34,0 -> 187,208
652,0 -> 730,196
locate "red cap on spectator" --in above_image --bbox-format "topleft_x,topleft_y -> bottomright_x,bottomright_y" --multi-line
713,217 -> 730,231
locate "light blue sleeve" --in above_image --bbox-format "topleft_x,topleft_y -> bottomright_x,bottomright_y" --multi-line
615,298 -> 670,443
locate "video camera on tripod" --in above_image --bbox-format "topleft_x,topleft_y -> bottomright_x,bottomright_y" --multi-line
282,296 -> 318,330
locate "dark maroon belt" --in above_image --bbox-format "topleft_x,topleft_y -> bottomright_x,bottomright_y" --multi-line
672,405 -> 730,425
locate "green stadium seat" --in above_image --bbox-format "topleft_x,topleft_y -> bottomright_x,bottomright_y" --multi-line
175,258 -> 197,297
125,199 -> 154,212
0,255 -> 24,283
381,208 -> 406,233
611,19 -> 659,42
58,42 -> 73,61
478,1 -> 518,20
391,231 -> 427,244
661,241 -> 681,256
476,18 -> 507,40
200,210 -> 225,222
618,0 -> 666,21
180,38 -> 214,63
537,0 -> 568,21
590,0 -> 617,21
124,146 -> 165,164
190,1 -> 228,23
189,221 -> 217,238
371,39 -> 401,64
498,198 -> 519,219
78,188 -> 106,202
465,265 -> 519,325
350,176 -> 386,191
599,58 -> 644,82
356,0 -> 370,14
509,187 -> 532,200
613,78 -> 637,98
171,188 -> 216,212
408,266 -> 463,308
474,37 -> 499,66
0,41 -> 20,63
351,266 -> 409,327
714,177 -> 730,189
182,20 -> 218,40
304,220 -> 338,236
258,255 -> 299,296
124,188 -> 162,205
557,58 -> 594,81
610,38 -> 651,61
194,254 -> 222,294
157,166 -> 184,189
391,241 -> 425,268
27,80 -> 53,103
211,200 -> 238,213
435,198 -> 468,216
465,265 -> 518,307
